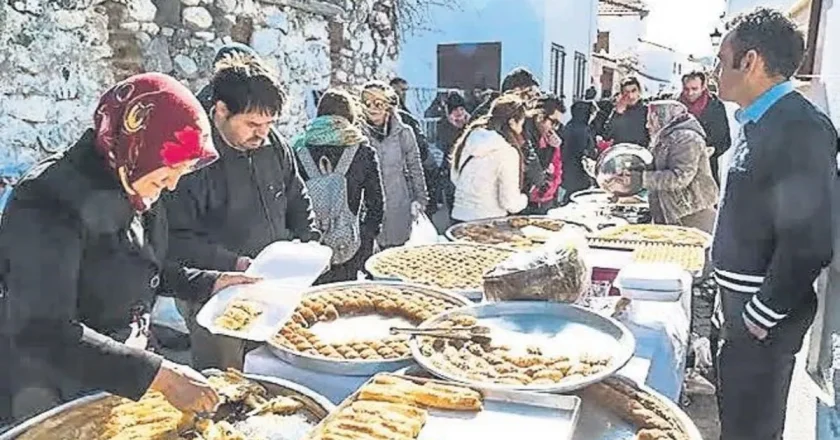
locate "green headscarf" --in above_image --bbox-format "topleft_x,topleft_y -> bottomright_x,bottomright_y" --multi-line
292,115 -> 367,150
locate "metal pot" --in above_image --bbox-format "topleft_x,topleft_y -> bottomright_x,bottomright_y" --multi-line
595,143 -> 653,197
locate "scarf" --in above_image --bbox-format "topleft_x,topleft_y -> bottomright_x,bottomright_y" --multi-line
680,90 -> 710,118
93,73 -> 217,211
647,100 -> 690,147
292,115 -> 367,150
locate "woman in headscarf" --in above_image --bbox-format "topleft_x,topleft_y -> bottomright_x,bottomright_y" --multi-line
450,94 -> 529,222
622,100 -> 719,233
360,81 -> 428,248
0,73 -> 256,423
294,88 -> 384,283
561,100 -> 599,202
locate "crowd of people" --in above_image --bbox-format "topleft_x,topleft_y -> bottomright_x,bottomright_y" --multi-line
0,8 -> 836,440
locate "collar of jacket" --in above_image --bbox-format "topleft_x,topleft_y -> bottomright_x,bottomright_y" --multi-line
26,129 -> 136,235
735,80 -> 795,124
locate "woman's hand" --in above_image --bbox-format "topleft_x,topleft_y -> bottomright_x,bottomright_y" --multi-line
211,273 -> 261,295
149,360 -> 219,414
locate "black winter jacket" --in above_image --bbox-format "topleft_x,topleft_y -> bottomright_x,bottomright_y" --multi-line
693,94 -> 732,183
605,102 -> 650,147
164,127 -> 317,272
0,131 -> 218,419
562,108 -> 598,195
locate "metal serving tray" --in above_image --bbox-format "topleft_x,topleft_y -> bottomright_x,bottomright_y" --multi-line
410,301 -> 635,393
266,281 -> 471,376
444,215 -> 592,250
397,367 -> 701,440
365,243 -> 515,301
0,370 -> 335,440
303,373 -> 582,440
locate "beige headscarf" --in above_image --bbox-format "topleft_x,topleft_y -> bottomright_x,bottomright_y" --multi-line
647,100 -> 689,146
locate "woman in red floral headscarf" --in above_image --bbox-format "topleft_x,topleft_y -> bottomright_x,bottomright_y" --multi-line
0,73 -> 257,423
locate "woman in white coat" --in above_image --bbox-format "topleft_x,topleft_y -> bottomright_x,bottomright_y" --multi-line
450,94 -> 529,222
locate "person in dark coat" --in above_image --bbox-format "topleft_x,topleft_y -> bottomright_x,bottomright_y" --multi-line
679,71 -> 732,184
164,53 -> 318,371
436,92 -> 470,212
561,101 -> 599,200
0,73 -> 256,423
604,77 -> 650,147
293,89 -> 384,283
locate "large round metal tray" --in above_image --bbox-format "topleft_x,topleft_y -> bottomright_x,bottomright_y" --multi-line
266,281 -> 471,376
410,301 -> 635,393
365,243 -> 515,301
592,224 -> 712,249
570,188 -> 648,208
444,215 -> 591,250
0,370 -> 335,440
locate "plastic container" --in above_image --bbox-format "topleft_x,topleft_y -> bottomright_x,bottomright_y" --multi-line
613,263 -> 691,302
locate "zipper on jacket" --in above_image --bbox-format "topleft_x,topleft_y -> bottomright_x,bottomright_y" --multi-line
248,154 -> 277,239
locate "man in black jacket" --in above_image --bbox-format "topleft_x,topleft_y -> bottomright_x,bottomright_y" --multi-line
679,71 -> 732,184
604,77 -> 649,147
164,53 -> 318,370
712,8 -> 837,440
391,77 -> 437,214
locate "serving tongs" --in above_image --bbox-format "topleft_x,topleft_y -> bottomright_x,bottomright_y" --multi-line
390,325 -> 493,344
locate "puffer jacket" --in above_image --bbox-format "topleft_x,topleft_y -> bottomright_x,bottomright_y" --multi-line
642,115 -> 719,223
451,128 -> 528,221
366,113 -> 428,248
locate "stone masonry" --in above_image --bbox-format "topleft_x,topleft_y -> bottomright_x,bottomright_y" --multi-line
0,0 -> 398,178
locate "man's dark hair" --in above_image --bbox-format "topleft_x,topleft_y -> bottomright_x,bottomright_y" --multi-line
682,71 -> 707,85
501,67 -> 539,92
317,89 -> 360,124
211,53 -> 285,116
389,77 -> 408,87
726,7 -> 805,78
534,94 -> 564,116
620,77 -> 641,91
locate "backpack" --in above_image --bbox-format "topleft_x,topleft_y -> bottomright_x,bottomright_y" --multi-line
297,146 -> 361,265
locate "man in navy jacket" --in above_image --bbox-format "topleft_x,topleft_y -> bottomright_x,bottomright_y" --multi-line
712,8 -> 838,440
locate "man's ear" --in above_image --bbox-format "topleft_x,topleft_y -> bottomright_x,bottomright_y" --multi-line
214,101 -> 230,121
741,49 -> 759,73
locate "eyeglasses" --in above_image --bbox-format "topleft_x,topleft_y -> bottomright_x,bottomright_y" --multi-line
547,117 -> 562,129
363,100 -> 390,111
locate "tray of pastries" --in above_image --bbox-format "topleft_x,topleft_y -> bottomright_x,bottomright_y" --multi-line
267,282 -> 471,376
410,302 -> 635,393
304,373 -> 581,440
631,243 -> 705,274
590,224 -> 711,248
445,216 -> 590,250
3,369 -> 335,440
365,243 -> 514,300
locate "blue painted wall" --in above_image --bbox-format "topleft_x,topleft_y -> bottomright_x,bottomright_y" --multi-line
397,0 -> 547,90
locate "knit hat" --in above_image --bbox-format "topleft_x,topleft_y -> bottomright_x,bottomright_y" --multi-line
445,92 -> 466,114
93,73 -> 218,211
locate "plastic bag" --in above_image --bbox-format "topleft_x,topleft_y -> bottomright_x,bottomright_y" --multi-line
483,229 -> 592,303
406,213 -> 440,246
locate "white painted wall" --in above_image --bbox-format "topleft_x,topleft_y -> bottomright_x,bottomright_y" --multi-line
598,15 -> 646,57
727,0 -> 799,15
636,42 -> 680,95
542,0 -> 599,108
815,0 -> 840,129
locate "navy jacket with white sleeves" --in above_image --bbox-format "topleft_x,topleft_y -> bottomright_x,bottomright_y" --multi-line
712,82 -> 838,333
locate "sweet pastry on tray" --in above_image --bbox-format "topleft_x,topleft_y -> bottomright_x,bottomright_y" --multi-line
632,243 -> 705,272
214,299 -> 263,331
585,378 -> 690,440
368,244 -> 513,290
99,391 -> 190,440
416,315 -> 612,387
270,285 -> 463,361
592,224 -> 709,247
450,217 -> 577,249
307,374 -> 483,440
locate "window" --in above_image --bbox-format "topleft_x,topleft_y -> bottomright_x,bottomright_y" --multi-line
573,52 -> 587,100
549,44 -> 566,97
437,42 -> 502,90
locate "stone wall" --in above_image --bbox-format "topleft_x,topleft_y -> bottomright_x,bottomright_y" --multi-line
0,0 -> 398,178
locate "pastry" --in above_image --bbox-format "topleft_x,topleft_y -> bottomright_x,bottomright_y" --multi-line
368,244 -> 512,290
592,224 -> 709,247
214,299 -> 262,331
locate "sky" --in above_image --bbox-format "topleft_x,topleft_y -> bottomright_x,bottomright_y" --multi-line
643,0 -> 728,56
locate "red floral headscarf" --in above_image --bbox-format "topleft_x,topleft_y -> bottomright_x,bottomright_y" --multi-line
93,73 -> 218,211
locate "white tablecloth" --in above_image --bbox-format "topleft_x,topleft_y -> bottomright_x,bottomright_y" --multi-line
244,298 -> 691,404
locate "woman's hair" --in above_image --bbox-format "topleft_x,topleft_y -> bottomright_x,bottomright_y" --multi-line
451,93 -> 527,171
317,88 -> 361,124
361,81 -> 398,106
